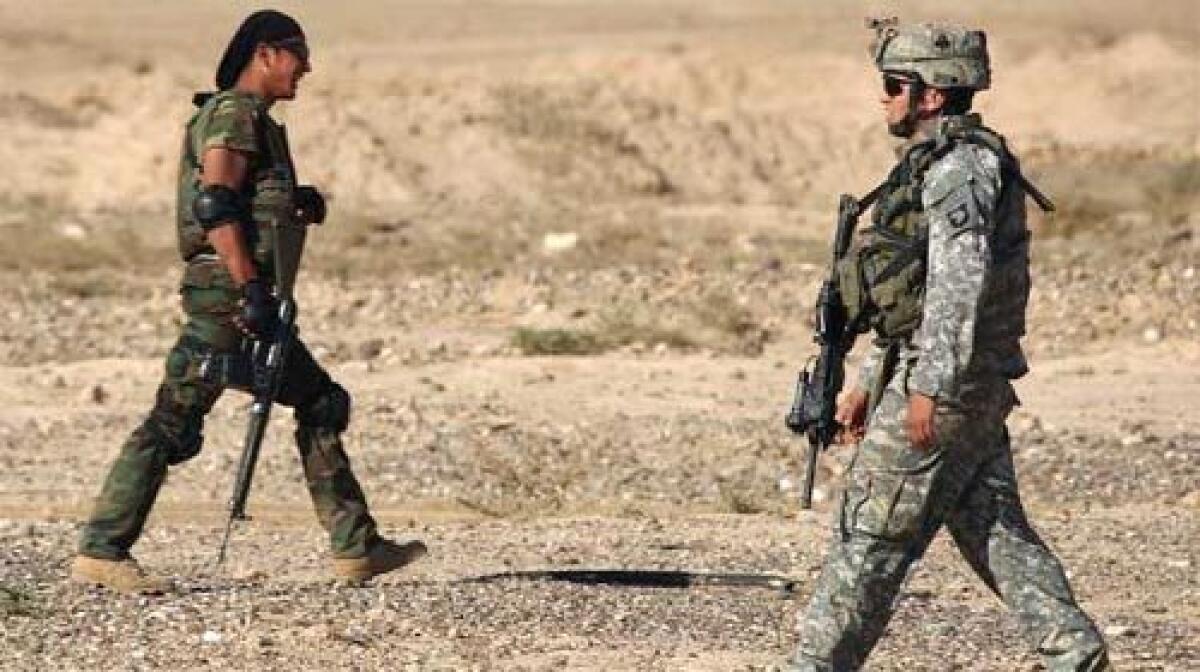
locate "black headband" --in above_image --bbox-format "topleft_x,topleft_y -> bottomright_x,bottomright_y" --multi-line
215,10 -> 306,90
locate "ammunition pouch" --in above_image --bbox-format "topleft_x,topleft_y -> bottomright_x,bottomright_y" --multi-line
837,225 -> 927,341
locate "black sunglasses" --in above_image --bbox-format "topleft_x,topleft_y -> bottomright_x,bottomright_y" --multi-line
883,74 -> 915,97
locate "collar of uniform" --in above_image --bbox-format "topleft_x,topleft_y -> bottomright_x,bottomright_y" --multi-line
894,122 -> 937,158
935,113 -> 983,140
219,88 -> 272,115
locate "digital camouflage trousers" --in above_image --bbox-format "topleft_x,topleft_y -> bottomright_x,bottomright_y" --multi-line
79,297 -> 379,561
789,366 -> 1109,671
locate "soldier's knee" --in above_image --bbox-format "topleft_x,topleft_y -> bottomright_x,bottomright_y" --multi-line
296,382 -> 351,432
137,416 -> 204,466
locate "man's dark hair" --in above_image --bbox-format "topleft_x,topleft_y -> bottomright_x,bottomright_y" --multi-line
215,10 -> 305,90
941,88 -> 975,115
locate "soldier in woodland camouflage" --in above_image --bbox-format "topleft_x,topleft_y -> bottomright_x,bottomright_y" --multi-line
786,20 -> 1111,671
70,10 -> 425,594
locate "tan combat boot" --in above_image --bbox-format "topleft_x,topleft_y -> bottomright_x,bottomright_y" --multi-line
331,539 -> 427,581
69,555 -> 172,595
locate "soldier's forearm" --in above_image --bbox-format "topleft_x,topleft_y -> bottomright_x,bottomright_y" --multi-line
206,224 -> 258,287
199,146 -> 255,285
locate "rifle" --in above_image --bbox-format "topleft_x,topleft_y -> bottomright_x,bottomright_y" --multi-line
215,123 -> 318,565
785,187 -> 879,509
214,294 -> 299,565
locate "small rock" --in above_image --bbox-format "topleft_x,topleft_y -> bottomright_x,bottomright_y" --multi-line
1103,625 -> 1136,638
542,232 -> 579,254
200,630 -> 223,644
58,223 -> 88,240
83,384 -> 108,404
1141,326 -> 1163,343
1120,434 -> 1145,448
357,338 -> 384,360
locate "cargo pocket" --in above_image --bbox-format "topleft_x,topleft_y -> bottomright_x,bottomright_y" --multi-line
178,259 -> 242,349
848,471 -> 926,542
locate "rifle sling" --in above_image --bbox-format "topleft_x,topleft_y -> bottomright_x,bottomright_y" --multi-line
866,340 -> 902,414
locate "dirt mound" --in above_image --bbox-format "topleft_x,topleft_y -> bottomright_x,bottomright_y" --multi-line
1,22 -> 1195,224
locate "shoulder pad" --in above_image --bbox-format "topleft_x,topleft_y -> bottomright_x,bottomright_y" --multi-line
922,143 -> 999,206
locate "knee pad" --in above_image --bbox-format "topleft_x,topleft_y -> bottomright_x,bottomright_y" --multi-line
164,427 -> 203,466
143,387 -> 206,466
296,382 -> 351,432
139,415 -> 203,466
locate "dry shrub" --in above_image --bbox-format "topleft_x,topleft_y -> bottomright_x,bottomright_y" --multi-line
592,302 -> 696,351
1,583 -> 44,619
0,210 -> 172,275
511,327 -> 604,356
1029,151 -> 1200,239
512,288 -> 768,357
1143,156 -> 1200,225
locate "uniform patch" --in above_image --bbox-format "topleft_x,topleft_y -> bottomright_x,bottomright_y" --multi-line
947,202 -> 971,228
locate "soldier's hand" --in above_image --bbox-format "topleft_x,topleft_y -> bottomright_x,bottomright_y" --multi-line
907,392 -> 936,451
835,388 -> 869,444
295,185 -> 326,225
233,278 -> 278,340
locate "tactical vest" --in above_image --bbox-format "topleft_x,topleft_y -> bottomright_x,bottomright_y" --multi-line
837,116 -> 1038,348
175,91 -> 299,289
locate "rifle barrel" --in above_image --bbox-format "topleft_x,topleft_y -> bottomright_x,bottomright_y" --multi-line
799,435 -> 819,509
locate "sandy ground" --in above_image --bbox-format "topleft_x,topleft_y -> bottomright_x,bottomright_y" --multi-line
1,1 -> 1198,670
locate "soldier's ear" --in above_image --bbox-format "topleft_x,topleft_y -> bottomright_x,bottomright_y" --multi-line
921,87 -> 947,115
251,43 -> 274,71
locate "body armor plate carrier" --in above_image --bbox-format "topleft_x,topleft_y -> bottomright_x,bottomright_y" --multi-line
836,116 -> 1051,345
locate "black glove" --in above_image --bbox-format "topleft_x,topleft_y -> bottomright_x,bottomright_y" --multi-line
234,279 -> 278,340
295,185 -> 326,225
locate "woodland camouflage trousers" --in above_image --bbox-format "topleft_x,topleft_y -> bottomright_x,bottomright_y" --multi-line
79,303 -> 380,561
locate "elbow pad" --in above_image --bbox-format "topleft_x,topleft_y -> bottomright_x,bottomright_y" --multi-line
193,185 -> 247,231
295,185 -> 326,225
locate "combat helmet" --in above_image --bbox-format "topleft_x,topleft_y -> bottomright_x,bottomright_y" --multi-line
868,18 -> 990,90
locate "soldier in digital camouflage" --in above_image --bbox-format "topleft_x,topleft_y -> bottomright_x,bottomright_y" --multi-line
785,19 -> 1111,671
70,10 -> 426,594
